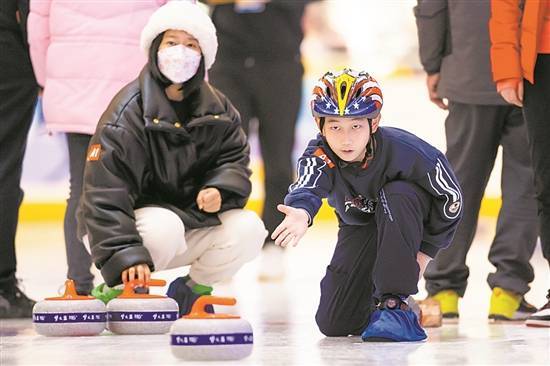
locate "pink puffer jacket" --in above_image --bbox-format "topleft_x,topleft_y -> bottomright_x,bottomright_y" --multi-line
28,0 -> 167,135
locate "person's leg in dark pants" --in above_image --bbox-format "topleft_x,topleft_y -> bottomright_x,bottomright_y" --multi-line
487,106 -> 538,296
0,82 -> 36,286
212,58 -> 302,238
523,54 -> 550,327
253,60 -> 303,239
208,61 -> 255,134
424,103 -> 502,297
315,220 -> 377,336
523,54 -> 550,265
211,59 -> 302,280
0,28 -> 38,317
65,133 -> 94,294
374,181 -> 431,297
361,181 -> 430,342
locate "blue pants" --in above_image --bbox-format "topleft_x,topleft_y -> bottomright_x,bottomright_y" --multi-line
315,181 -> 432,336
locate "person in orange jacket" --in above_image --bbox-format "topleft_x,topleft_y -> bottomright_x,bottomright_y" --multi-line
415,0 -> 539,323
490,0 -> 550,328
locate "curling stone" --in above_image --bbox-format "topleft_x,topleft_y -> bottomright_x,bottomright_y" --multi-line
170,296 -> 253,361
33,279 -> 106,336
107,279 -> 178,334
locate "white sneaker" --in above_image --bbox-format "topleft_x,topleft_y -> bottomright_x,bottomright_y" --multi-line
258,244 -> 285,282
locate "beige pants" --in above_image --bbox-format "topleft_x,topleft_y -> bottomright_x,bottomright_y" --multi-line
84,208 -> 266,285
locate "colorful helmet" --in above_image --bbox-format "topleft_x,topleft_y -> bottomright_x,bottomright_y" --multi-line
311,68 -> 383,119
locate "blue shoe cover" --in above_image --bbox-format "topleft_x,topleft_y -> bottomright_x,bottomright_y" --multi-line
361,309 -> 427,342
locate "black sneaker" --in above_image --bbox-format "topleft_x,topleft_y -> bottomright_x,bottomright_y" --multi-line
526,290 -> 550,328
166,277 -> 213,317
512,297 -> 538,320
0,282 -> 36,319
379,295 -> 410,311
76,283 -> 94,297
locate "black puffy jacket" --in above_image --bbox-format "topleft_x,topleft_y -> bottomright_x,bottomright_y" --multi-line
78,67 -> 251,286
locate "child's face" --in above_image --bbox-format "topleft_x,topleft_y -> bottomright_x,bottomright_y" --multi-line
159,30 -> 201,53
323,116 -> 372,162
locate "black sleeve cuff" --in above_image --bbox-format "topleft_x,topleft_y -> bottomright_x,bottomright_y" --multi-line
203,168 -> 251,198
99,245 -> 155,287
426,68 -> 441,76
419,241 -> 439,259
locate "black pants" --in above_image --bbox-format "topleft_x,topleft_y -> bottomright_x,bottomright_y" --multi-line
209,58 -> 303,239
425,103 -> 538,296
315,181 -> 431,336
65,133 -> 94,293
0,29 -> 37,285
523,53 -> 550,265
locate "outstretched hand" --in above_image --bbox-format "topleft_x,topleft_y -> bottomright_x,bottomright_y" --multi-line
271,204 -> 309,247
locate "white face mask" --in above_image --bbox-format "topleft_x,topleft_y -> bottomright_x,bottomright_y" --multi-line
157,45 -> 201,84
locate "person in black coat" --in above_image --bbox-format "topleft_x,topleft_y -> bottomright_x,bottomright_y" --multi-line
0,0 -> 38,319
78,1 -> 266,315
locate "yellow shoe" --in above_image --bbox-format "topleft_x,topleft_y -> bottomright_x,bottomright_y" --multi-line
431,290 -> 459,323
488,287 -> 521,322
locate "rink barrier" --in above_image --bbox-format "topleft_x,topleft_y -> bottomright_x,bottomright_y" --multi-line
18,197 -> 502,222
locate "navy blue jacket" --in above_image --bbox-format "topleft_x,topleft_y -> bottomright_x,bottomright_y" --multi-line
285,127 -> 463,258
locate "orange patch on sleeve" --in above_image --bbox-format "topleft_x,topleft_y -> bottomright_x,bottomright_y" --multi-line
313,148 -> 335,168
87,144 -> 102,161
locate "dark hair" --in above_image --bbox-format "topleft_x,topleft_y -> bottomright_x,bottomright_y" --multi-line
181,56 -> 205,98
147,32 -> 206,98
148,33 -> 171,87
318,117 -> 325,131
